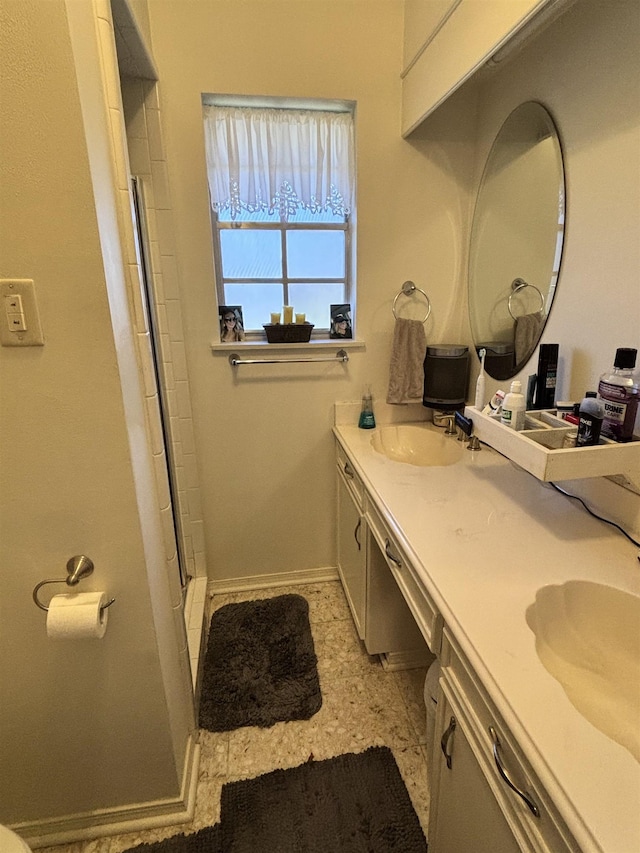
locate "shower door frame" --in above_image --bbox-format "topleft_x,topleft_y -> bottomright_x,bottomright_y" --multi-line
131,175 -> 189,593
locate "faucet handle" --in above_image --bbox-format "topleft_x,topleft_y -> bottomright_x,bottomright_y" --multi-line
454,411 -> 482,451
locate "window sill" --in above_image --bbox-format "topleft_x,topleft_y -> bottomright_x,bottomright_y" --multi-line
210,338 -> 365,354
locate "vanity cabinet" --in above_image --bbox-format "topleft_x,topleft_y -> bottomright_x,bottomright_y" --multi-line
429,629 -> 578,853
336,444 -> 366,639
401,0 -> 571,135
430,689 -> 522,853
336,439 -> 436,659
333,421 -> 639,852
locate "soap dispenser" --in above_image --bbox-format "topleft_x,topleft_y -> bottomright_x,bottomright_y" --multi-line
358,386 -> 376,429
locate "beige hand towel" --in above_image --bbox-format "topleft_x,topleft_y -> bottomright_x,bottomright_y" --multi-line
386,318 -> 427,404
514,311 -> 543,364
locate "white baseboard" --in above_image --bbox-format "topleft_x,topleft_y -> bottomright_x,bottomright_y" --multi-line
207,565 -> 339,596
21,736 -> 200,849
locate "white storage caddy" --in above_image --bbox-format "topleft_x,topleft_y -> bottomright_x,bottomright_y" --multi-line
464,406 -> 640,489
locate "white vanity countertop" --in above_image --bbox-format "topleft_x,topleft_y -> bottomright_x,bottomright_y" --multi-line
334,421 -> 640,853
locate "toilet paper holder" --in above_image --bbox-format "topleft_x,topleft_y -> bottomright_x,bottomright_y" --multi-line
32,555 -> 116,614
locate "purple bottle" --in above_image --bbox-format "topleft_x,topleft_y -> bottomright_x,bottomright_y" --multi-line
597,348 -> 639,442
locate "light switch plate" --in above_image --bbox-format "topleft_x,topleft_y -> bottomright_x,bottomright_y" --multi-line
0,279 -> 44,346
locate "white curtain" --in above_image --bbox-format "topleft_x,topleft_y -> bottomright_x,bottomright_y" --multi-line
203,105 -> 355,221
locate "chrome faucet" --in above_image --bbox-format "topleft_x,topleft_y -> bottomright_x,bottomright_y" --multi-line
433,411 -> 457,434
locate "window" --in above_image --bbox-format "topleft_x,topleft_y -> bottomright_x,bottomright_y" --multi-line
203,101 -> 355,336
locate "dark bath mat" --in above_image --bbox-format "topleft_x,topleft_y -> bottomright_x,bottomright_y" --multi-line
124,747 -> 427,853
199,594 -> 322,732
123,825 -> 222,853
218,746 -> 428,852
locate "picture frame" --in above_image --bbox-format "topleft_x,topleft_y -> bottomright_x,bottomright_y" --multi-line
330,304 -> 352,339
219,305 -> 245,342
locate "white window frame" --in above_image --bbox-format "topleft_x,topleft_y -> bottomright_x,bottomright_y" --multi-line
211,215 -> 352,338
203,95 -> 356,340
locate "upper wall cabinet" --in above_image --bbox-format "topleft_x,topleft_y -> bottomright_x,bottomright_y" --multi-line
401,0 -> 574,136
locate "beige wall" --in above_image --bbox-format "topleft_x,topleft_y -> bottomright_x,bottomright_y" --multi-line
149,0 -> 638,579
0,0 -> 192,836
147,0 -> 475,584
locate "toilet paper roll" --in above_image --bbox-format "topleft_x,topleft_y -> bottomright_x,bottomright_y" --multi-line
46,592 -> 109,639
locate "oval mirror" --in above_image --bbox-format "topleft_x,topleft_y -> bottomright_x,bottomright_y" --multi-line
468,102 -> 565,380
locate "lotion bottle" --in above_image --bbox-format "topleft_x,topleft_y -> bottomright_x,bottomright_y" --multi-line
501,380 -> 526,431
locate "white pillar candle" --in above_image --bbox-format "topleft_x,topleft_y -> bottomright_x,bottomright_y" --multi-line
283,306 -> 294,324
270,312 -> 281,325
295,313 -> 306,324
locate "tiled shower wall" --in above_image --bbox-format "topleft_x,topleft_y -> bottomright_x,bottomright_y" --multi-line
120,75 -> 208,585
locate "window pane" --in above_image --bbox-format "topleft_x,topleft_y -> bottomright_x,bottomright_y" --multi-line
220,229 -> 282,278
289,283 -> 346,328
287,208 -> 346,224
287,230 -> 345,278
225,283 -> 284,330
217,208 -> 279,224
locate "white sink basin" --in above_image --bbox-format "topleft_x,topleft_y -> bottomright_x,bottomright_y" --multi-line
370,424 -> 463,467
526,581 -> 640,762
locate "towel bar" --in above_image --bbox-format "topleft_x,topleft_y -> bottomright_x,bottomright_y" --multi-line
229,349 -> 349,366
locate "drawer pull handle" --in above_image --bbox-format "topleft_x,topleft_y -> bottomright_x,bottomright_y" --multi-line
440,715 -> 456,769
489,726 -> 540,818
384,538 -> 402,568
343,461 -> 355,479
354,518 -> 362,551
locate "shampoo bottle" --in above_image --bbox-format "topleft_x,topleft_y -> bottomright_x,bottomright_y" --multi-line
597,348 -> 639,442
358,386 -> 376,429
576,392 -> 604,447
501,380 -> 526,431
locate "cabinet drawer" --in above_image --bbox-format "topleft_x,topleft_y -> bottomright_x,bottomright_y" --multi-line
366,500 -> 442,655
441,630 -> 579,853
335,441 -> 364,508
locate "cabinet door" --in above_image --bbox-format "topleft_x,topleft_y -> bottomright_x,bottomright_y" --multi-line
337,473 -> 366,639
402,0 -> 558,134
430,693 -> 521,853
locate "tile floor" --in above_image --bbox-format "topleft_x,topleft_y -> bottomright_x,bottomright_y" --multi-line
39,580 -> 431,853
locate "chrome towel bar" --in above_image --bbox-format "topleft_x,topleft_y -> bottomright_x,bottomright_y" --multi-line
229,348 -> 349,366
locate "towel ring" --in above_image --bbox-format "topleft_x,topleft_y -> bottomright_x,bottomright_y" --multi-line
392,280 -> 431,323
508,278 -> 544,320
